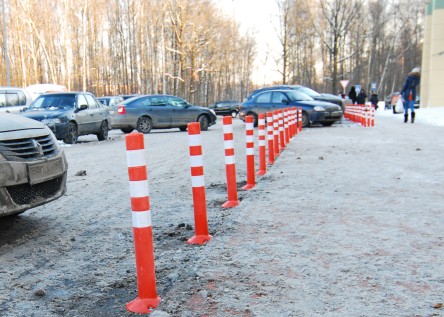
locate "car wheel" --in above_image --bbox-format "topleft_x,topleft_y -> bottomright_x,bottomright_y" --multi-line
231,110 -> 238,118
321,121 -> 335,127
121,128 -> 134,134
179,126 -> 187,132
302,112 -> 310,128
198,115 -> 210,131
64,122 -> 78,144
136,117 -> 153,134
97,121 -> 109,141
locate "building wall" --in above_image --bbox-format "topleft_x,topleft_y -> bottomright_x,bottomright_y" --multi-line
422,0 -> 444,108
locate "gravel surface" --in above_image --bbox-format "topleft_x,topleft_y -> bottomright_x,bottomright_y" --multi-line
0,114 -> 443,317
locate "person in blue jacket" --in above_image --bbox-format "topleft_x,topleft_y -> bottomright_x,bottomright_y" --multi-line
400,67 -> 421,123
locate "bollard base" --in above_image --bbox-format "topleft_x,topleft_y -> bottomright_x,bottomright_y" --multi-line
126,296 -> 161,314
187,235 -> 212,245
256,170 -> 266,176
221,200 -> 240,208
267,160 -> 275,165
242,183 -> 255,190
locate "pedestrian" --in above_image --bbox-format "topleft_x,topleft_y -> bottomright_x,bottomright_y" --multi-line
356,88 -> 367,105
348,86 -> 357,104
370,92 -> 379,110
400,67 -> 421,123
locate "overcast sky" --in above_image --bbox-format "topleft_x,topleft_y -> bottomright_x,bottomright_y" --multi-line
213,0 -> 282,85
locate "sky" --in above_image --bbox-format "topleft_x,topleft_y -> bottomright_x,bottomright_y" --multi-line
212,0 -> 282,85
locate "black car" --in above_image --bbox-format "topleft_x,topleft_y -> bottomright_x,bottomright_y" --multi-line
21,92 -> 110,144
239,89 -> 343,127
109,94 -> 217,133
247,85 -> 346,111
209,100 -> 240,117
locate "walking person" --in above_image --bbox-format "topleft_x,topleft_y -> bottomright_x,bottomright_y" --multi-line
356,88 -> 367,105
348,86 -> 357,104
370,92 -> 379,110
400,67 -> 421,123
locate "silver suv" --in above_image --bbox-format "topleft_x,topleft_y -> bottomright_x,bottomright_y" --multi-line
0,87 -> 33,113
0,113 -> 68,217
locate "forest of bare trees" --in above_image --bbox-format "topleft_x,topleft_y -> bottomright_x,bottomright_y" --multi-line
0,0 -> 425,105
276,0 -> 425,98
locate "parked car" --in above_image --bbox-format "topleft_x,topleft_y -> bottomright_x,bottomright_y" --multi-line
246,85 -> 346,112
239,89 -> 343,127
209,100 -> 240,117
21,92 -> 110,144
109,94 -> 217,133
98,96 -> 124,107
0,113 -> 68,217
0,87 -> 34,113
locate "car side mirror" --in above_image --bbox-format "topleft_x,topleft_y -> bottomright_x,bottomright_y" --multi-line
282,99 -> 289,104
76,104 -> 88,112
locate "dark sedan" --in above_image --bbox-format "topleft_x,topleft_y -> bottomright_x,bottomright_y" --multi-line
209,100 -> 240,117
239,89 -> 343,127
21,92 -> 110,144
247,84 -> 346,111
109,94 -> 217,133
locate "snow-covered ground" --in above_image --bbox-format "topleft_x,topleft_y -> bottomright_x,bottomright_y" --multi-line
376,105 -> 444,127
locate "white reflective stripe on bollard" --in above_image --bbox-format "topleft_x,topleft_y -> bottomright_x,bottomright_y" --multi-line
132,210 -> 152,228
126,149 -> 146,167
129,180 -> 149,197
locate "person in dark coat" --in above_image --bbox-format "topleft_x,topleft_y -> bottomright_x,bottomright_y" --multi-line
370,92 -> 379,110
356,89 -> 367,105
348,86 -> 357,104
400,67 -> 421,123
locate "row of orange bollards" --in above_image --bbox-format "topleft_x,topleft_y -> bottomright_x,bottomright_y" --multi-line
344,104 -> 375,127
123,107 -> 303,313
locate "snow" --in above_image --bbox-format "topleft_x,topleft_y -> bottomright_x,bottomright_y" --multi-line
376,106 -> 444,127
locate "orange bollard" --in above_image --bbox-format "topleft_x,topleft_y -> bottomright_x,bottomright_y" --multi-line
125,132 -> 160,314
187,122 -> 212,245
257,113 -> 266,176
278,110 -> 285,151
242,115 -> 256,190
266,112 -> 275,164
273,111 -> 280,157
222,116 -> 240,208
284,108 -> 290,144
298,108 -> 303,132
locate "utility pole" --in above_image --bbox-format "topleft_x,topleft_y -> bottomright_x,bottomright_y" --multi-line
2,0 -> 10,86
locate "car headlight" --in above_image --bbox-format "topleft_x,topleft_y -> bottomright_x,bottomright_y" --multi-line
209,109 -> 216,116
314,106 -> 326,111
41,118 -> 62,125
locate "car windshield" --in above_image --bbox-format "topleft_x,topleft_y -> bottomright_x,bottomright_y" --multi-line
29,95 -> 76,110
285,90 -> 314,101
292,86 -> 321,97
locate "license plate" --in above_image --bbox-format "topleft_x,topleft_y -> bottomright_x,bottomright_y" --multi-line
109,110 -> 115,114
28,158 -> 64,185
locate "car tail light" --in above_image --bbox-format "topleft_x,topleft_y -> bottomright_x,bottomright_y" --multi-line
117,105 -> 126,115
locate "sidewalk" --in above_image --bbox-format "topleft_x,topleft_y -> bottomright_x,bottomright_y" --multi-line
156,115 -> 444,316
